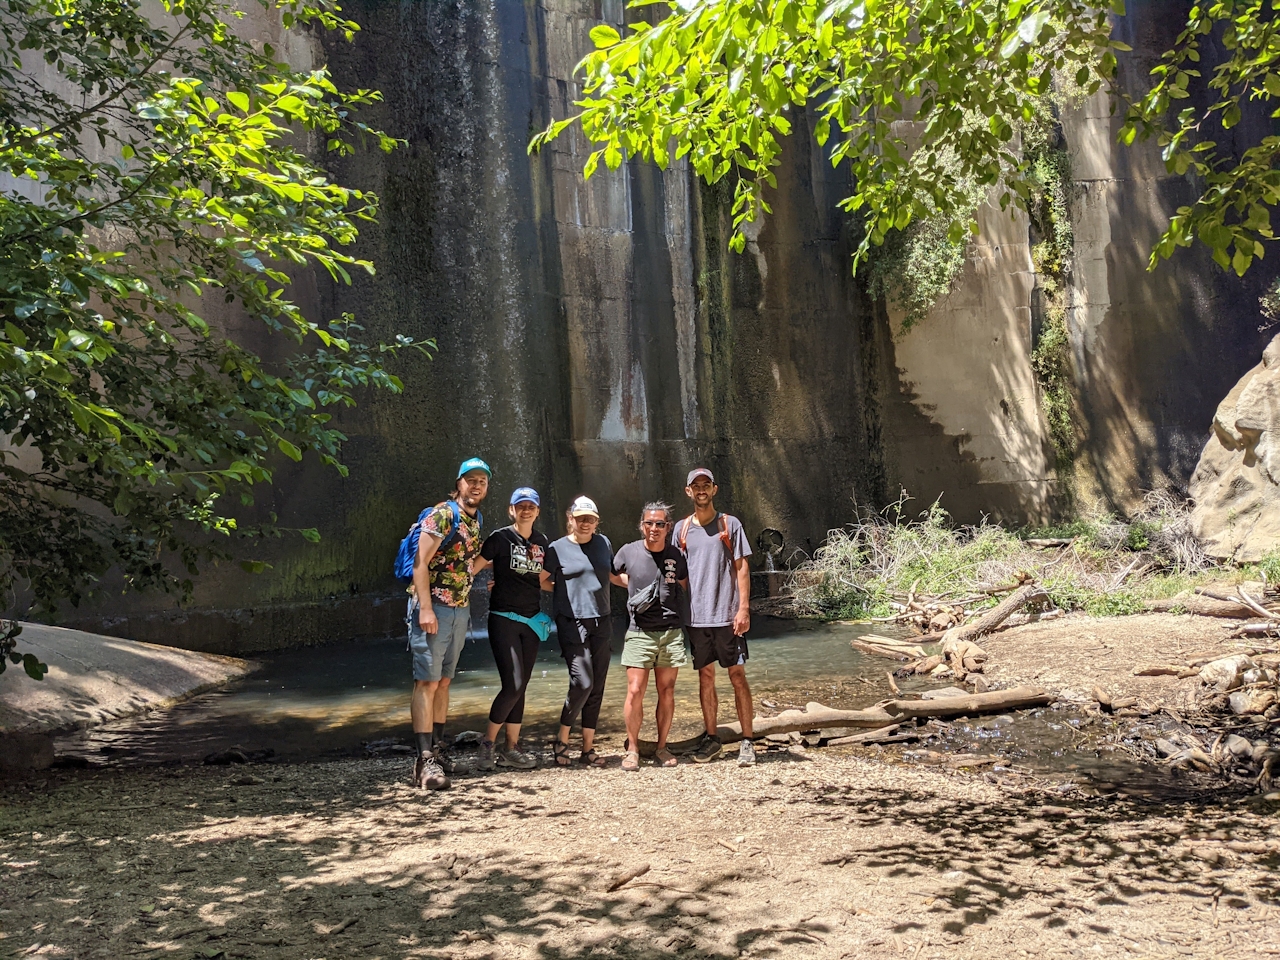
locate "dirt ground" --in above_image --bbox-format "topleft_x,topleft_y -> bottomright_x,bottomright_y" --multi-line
982,612 -> 1265,710
4,612 -> 1280,960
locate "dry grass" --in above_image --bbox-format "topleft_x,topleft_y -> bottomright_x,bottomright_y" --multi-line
789,492 -> 1226,621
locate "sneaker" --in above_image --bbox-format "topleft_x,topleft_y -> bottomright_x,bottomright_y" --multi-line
414,752 -> 450,790
691,734 -> 723,764
738,740 -> 757,767
477,739 -> 496,772
435,744 -> 456,775
495,743 -> 537,770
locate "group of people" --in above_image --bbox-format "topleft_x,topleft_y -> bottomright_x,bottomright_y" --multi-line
405,458 -> 756,790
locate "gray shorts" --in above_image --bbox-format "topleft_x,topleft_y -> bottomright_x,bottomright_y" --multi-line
408,602 -> 469,682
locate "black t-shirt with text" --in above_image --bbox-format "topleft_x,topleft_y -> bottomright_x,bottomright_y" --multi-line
612,540 -> 688,631
480,526 -> 549,618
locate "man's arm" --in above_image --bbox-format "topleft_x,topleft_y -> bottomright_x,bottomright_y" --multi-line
610,572 -> 628,587
412,524 -> 443,634
732,556 -> 751,637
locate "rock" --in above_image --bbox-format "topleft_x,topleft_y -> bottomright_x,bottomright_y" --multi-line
1229,688 -> 1277,716
929,664 -> 955,679
1252,742 -> 1275,763
1190,333 -> 1280,560
1225,734 -> 1255,759
921,686 -> 970,700
1199,654 -> 1257,692
1243,667 -> 1276,686
968,674 -> 990,694
453,730 -> 484,745
1155,738 -> 1181,759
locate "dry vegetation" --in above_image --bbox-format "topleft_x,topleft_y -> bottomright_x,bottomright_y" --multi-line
788,492 -> 1249,623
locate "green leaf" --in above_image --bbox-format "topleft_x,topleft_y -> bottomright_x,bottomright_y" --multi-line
589,24 -> 620,48
23,654 -> 48,681
227,91 -> 250,112
277,438 -> 303,461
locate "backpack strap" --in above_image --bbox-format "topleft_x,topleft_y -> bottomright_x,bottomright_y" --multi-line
716,515 -> 733,558
677,515 -> 735,561
677,516 -> 694,552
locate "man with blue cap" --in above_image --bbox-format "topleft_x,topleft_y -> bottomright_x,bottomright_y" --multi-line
409,457 -> 490,790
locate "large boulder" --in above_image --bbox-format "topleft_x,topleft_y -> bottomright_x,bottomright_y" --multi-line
1190,334 -> 1280,560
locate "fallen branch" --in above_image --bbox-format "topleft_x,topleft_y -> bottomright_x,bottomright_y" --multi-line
1145,596 -> 1254,619
940,584 -> 1049,648
607,863 -> 651,892
638,687 -> 1053,755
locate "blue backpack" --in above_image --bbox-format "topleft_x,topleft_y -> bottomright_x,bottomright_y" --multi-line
393,500 -> 481,584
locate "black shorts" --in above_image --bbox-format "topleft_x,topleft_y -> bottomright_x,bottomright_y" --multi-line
687,626 -> 748,670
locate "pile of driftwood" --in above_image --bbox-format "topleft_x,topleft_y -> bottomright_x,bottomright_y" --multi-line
1146,582 -> 1280,638
851,575 -> 1063,639
850,582 -> 1053,692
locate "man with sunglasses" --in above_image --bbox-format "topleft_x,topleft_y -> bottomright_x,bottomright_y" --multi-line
674,468 -> 756,766
611,502 -> 689,771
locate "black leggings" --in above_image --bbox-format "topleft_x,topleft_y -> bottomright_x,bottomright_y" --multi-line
487,614 -> 541,726
557,616 -> 612,730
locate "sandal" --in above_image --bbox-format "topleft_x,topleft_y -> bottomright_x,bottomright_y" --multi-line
621,750 -> 640,772
552,740 -> 573,768
655,747 -> 677,768
580,747 -> 608,768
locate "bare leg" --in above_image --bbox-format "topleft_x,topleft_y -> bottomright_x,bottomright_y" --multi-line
698,663 -> 719,736
557,723 -> 572,746
654,667 -> 678,748
727,664 -> 754,738
582,727 -> 596,753
504,723 -> 521,750
485,720 -> 502,744
433,677 -> 451,726
624,667 -> 650,752
411,680 -> 438,734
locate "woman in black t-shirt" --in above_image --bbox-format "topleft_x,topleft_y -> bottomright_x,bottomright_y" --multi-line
472,487 -> 550,771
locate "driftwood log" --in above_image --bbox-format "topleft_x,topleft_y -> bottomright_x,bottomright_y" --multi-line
636,686 -> 1052,756
938,583 -> 1048,647
1144,596 -> 1255,619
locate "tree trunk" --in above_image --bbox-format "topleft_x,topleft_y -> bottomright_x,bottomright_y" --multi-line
941,584 -> 1048,646
638,686 -> 1052,755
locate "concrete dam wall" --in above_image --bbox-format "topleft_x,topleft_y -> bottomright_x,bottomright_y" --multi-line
60,0 -> 1276,653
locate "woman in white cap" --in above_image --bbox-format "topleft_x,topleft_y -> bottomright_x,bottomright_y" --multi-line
472,486 -> 552,771
541,496 -> 614,767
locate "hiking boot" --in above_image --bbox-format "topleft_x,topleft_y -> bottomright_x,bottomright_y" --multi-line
414,751 -> 450,790
477,739 -> 496,772
691,734 -> 723,764
435,744 -> 456,775
495,743 -> 537,770
738,740 -> 757,767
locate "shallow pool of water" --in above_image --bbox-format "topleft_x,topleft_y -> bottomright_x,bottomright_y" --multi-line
54,619 -> 1206,799
57,618 -> 918,764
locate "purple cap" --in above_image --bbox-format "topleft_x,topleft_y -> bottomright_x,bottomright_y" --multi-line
686,467 -> 715,485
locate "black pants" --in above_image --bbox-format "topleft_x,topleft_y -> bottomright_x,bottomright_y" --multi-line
487,614 -> 541,726
557,616 -> 612,730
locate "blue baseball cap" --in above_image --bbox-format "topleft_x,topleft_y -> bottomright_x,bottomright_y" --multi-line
509,486 -> 540,506
457,457 -> 492,479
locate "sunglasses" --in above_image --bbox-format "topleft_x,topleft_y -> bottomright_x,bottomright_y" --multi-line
641,520 -> 669,528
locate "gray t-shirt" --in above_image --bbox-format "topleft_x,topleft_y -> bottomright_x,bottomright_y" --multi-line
674,513 -> 752,628
544,534 -> 613,620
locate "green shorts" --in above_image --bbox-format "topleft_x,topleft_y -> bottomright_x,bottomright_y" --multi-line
621,627 -> 689,669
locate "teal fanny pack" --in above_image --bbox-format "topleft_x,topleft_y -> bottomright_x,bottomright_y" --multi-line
492,609 -> 554,643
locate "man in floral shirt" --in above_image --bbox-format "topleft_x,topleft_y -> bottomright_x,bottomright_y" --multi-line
409,457 -> 490,790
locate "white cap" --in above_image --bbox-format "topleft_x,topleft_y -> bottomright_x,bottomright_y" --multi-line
570,495 -> 600,517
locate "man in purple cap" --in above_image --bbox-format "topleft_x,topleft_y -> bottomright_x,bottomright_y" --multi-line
672,467 -> 756,766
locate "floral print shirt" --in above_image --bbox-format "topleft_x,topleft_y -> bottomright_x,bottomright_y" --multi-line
420,501 -> 482,608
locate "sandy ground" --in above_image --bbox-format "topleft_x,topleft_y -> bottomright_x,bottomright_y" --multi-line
4,612 -> 1279,960
982,612 -> 1265,711
3,747 -> 1280,960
